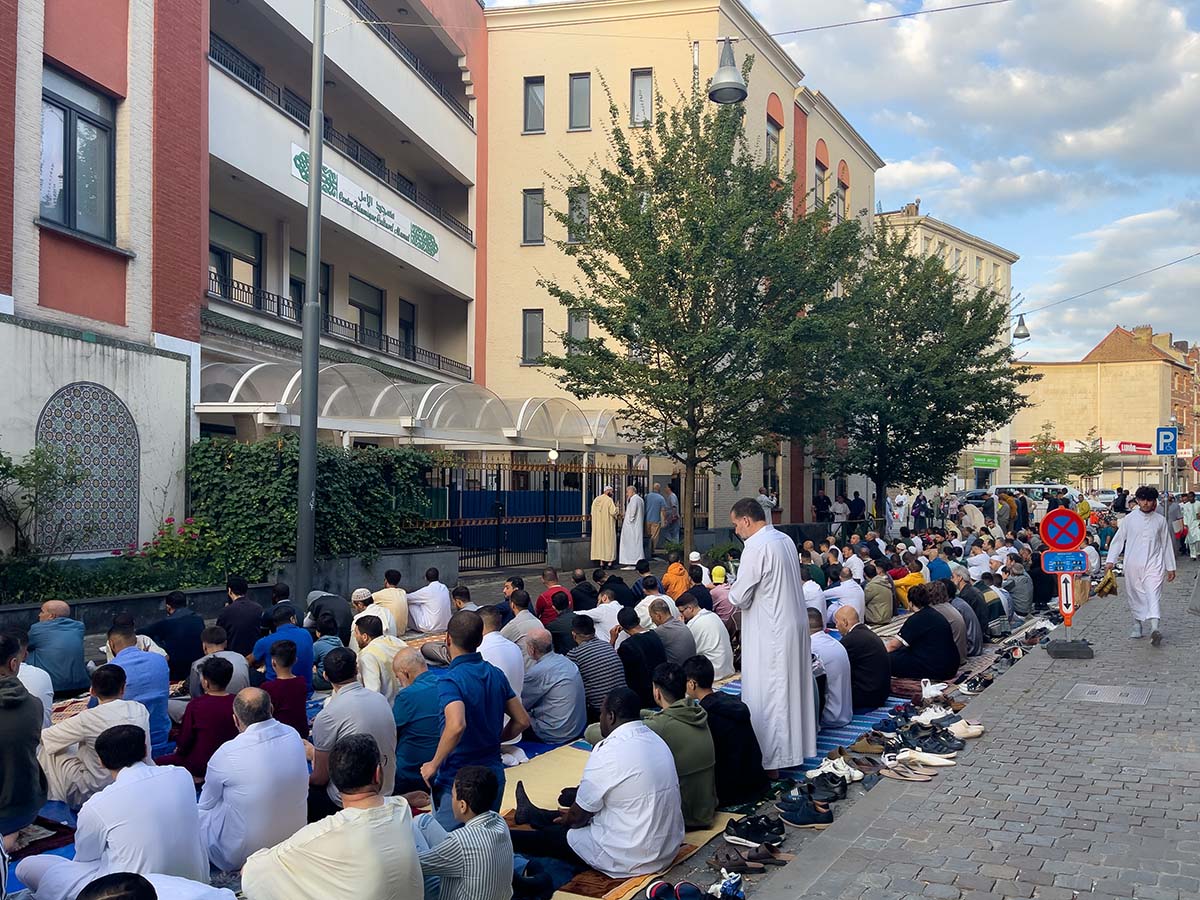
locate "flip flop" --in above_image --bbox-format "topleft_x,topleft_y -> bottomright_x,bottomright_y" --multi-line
879,768 -> 933,782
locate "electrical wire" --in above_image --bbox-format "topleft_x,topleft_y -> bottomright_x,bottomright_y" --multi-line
770,0 -> 1015,39
1018,251 -> 1200,318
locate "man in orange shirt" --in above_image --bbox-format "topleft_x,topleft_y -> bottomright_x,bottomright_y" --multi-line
661,551 -> 691,600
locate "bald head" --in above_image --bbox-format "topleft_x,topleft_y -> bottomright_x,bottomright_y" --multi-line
41,600 -> 71,619
233,687 -> 273,729
833,606 -> 860,633
526,627 -> 553,659
391,647 -> 427,687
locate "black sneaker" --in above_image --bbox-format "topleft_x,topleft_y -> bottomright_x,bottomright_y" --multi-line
723,816 -> 781,848
780,803 -> 833,829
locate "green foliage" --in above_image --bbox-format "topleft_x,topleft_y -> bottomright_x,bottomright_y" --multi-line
0,445 -> 90,556
702,541 -> 742,564
798,224 -> 1037,502
1026,421 -> 1073,483
187,435 -> 438,580
1070,426 -> 1109,479
537,58 -> 861,551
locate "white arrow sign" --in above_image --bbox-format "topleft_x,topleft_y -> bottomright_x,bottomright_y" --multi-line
1058,573 -> 1075,619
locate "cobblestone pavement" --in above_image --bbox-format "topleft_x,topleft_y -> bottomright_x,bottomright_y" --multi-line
754,559 -> 1200,900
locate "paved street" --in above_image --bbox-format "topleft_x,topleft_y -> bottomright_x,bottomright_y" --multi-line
756,559 -> 1200,900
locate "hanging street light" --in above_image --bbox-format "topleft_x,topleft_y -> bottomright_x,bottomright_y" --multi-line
708,37 -> 747,105
1012,314 -> 1031,341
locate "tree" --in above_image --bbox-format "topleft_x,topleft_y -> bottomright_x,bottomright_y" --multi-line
1025,422 -> 1072,484
0,446 -> 90,557
796,224 -> 1037,511
1070,426 -> 1109,481
538,60 -> 861,551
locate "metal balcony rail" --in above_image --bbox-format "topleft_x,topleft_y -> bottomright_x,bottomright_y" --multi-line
210,33 -> 473,242
209,271 -> 472,380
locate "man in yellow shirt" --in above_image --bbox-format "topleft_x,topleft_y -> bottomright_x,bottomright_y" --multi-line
892,560 -> 927,611
372,569 -> 409,635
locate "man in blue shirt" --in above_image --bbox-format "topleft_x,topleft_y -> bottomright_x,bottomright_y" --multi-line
644,484 -> 666,559
104,620 -> 171,753
391,646 -> 442,794
26,600 -> 88,695
138,591 -> 205,681
926,548 -> 953,583
420,611 -> 530,831
249,605 -> 315,693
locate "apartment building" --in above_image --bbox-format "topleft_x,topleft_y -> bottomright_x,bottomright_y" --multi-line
879,199 -> 1020,491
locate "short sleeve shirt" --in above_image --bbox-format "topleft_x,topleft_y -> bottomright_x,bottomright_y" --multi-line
311,682 -> 397,803
252,624 -> 315,691
436,653 -> 514,782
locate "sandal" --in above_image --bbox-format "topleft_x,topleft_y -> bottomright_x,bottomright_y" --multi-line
744,843 -> 794,866
707,847 -> 766,874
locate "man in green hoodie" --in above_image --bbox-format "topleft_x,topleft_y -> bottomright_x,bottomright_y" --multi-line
643,662 -> 717,829
1,631 -> 48,852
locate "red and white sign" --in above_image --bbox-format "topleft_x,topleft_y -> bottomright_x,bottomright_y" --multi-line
1117,441 -> 1152,455
1012,440 -> 1064,455
1058,573 -> 1075,627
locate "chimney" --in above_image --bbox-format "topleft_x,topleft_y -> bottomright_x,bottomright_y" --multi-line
1132,325 -> 1153,342
1174,340 -> 1189,353
902,198 -> 921,216
1151,331 -> 1174,350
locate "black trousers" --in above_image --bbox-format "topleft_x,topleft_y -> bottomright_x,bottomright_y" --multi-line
509,824 -> 587,868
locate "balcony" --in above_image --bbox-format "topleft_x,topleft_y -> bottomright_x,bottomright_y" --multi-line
210,33 -> 472,243
209,271 -> 472,381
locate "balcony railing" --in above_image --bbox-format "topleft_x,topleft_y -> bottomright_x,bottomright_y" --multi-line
209,272 -> 472,381
209,33 -> 473,243
340,0 -> 474,128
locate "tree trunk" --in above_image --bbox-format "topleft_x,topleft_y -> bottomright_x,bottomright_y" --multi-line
874,474 -> 888,534
682,459 -> 696,555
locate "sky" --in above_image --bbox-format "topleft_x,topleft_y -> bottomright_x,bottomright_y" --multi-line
483,0 -> 1200,361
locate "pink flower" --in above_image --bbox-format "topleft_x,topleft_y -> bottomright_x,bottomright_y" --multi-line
178,527 -> 187,535
111,549 -> 122,556
184,517 -> 194,525
139,551 -> 148,557
128,543 -> 137,549
152,540 -> 160,547
165,517 -> 176,524
142,542 -> 151,547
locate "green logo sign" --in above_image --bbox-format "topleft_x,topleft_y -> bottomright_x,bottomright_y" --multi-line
972,453 -> 1001,469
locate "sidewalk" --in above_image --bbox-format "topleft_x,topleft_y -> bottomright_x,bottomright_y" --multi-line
755,559 -> 1200,900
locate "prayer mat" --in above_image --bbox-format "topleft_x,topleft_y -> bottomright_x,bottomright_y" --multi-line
500,745 -> 593,811
51,680 -> 186,724
8,818 -> 75,859
782,696 -> 912,777
404,632 -> 446,650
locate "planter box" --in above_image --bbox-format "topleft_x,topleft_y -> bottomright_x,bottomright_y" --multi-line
272,546 -> 460,599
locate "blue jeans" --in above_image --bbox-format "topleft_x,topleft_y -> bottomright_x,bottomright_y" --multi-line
433,765 -> 506,831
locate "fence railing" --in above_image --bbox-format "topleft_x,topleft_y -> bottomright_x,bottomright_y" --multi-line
208,272 -> 472,380
209,33 -> 474,242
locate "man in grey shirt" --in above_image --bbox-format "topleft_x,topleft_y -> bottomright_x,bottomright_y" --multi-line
1003,562 -> 1035,617
647,599 -> 697,667
500,591 -> 541,661
521,630 -> 586,744
170,625 -> 251,722
308,647 -> 397,821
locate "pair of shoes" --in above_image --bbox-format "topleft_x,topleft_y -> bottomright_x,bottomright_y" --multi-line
945,719 -> 985,739
781,775 -> 845,805
648,879 -> 707,898
780,802 -> 833,829
959,674 -> 994,696
724,815 -> 784,848
897,748 -> 957,767
806,756 -> 863,783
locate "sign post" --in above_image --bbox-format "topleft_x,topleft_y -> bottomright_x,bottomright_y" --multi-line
1039,508 -> 1094,659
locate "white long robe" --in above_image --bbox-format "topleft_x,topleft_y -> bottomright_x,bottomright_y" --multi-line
1184,500 -> 1200,558
618,494 -> 645,565
1106,508 -> 1176,621
810,631 -> 853,728
729,525 -> 818,768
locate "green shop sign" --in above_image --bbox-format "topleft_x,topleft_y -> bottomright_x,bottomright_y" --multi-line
972,453 -> 1001,469
291,144 -> 440,260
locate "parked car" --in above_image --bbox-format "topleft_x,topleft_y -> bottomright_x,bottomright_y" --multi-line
955,489 -> 990,509
1092,489 -> 1117,509
992,483 -> 1083,522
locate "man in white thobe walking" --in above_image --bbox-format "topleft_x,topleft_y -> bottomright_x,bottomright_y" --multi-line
618,486 -> 645,568
1106,485 -> 1176,646
728,498 -> 817,771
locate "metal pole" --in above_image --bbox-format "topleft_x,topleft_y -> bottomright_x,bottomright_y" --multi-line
295,0 -> 327,598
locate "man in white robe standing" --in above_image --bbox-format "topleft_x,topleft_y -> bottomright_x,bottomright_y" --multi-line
1106,485 -> 1176,646
618,486 -> 645,569
728,498 -> 817,772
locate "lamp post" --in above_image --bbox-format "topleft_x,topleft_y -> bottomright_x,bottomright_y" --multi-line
1012,314 -> 1031,341
708,38 -> 747,105
296,0 -> 327,598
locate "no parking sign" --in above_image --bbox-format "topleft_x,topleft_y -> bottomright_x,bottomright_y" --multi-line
1040,508 -> 1086,626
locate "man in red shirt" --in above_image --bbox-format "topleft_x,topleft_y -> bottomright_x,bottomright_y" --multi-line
535,568 -> 571,625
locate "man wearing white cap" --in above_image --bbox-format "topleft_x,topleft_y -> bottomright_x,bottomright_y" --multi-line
590,486 -> 619,568
688,552 -> 710,586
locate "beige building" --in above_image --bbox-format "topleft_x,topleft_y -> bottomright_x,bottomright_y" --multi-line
879,200 -> 1020,491
1011,326 -> 1200,491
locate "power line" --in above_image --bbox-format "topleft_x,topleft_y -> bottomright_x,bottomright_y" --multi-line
1019,251 -> 1200,318
769,0 -> 1016,39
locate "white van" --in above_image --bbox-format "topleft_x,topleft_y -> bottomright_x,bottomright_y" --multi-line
993,483 -> 1083,522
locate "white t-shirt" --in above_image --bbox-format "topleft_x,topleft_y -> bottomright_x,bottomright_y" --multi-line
567,721 -> 685,878
407,582 -> 453,633
843,554 -> 865,583
635,594 -> 679,630
802,580 -> 826,619
18,661 -> 54,728
686,609 -> 735,680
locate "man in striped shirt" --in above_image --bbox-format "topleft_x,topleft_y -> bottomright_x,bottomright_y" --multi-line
566,615 -> 627,720
417,766 -> 514,900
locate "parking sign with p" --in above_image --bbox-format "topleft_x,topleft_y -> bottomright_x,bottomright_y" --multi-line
1156,426 -> 1178,456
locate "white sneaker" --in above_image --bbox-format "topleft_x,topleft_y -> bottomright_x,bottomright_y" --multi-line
911,706 -> 955,726
830,758 -> 864,783
946,720 -> 985,739
897,748 -> 957,767
1130,620 -> 1144,639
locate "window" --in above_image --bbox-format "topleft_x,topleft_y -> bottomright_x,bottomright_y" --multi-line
975,256 -> 983,285
936,240 -> 947,259
348,276 -> 384,340
568,189 -> 589,243
523,77 -> 545,133
992,262 -> 1001,289
567,309 -> 588,354
765,119 -> 781,171
569,73 -> 590,130
630,69 -> 653,125
40,68 -> 115,242
522,309 -> 544,363
209,212 -> 262,291
923,236 -> 933,256
288,249 -> 331,317
814,161 -> 827,204
834,185 -> 846,223
398,299 -> 416,353
522,189 -> 544,244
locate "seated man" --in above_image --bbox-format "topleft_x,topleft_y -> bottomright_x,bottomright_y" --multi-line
661,552 -> 690,600
832,607 -> 891,712
15,725 -> 207,900
199,687 -> 309,873
351,588 -> 397,643
885,584 -> 960,681
940,579 -> 983,658
242,734 -> 423,900
407,568 -> 452,634
372,569 -> 410,635
510,687 -> 685,879
260,641 -> 309,738
630,560 -> 652,600
9,629 -> 54,728
40,665 -> 151,807
155,657 -> 238,780
576,586 -> 621,640
308,648 -> 398,823
138,591 -> 205,681
707,566 -> 736,623
641,663 -> 716,829
391,648 -> 442,794
499,590 -> 541,658
304,590 -> 354,647
863,564 -> 895,625
647,599 -> 696,667
633,577 -> 679,629
545,591 -> 578,656
77,872 -> 236,899
1,632 -> 48,852
682,655 -> 767,807
174,626 -> 250,723
926,581 -> 968,665
104,620 -> 171,754
614,606 -> 667,709
311,612 -> 345,691
416,766 -> 514,900
807,609 -> 852,728
26,600 -> 89,695
569,568 -> 599,611
355,615 -> 406,704
823,567 -> 866,624
686,565 -> 714,611
566,615 -> 627,721
249,605 -> 315,694
522,628 -> 586,745
677,593 -> 734,680
892,559 -> 927,610
535,568 -> 568,625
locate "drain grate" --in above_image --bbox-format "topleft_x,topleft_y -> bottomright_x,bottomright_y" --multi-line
1063,683 -> 1152,705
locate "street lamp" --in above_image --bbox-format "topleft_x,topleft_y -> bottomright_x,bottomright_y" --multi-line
1012,314 -> 1031,341
708,37 -> 747,104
